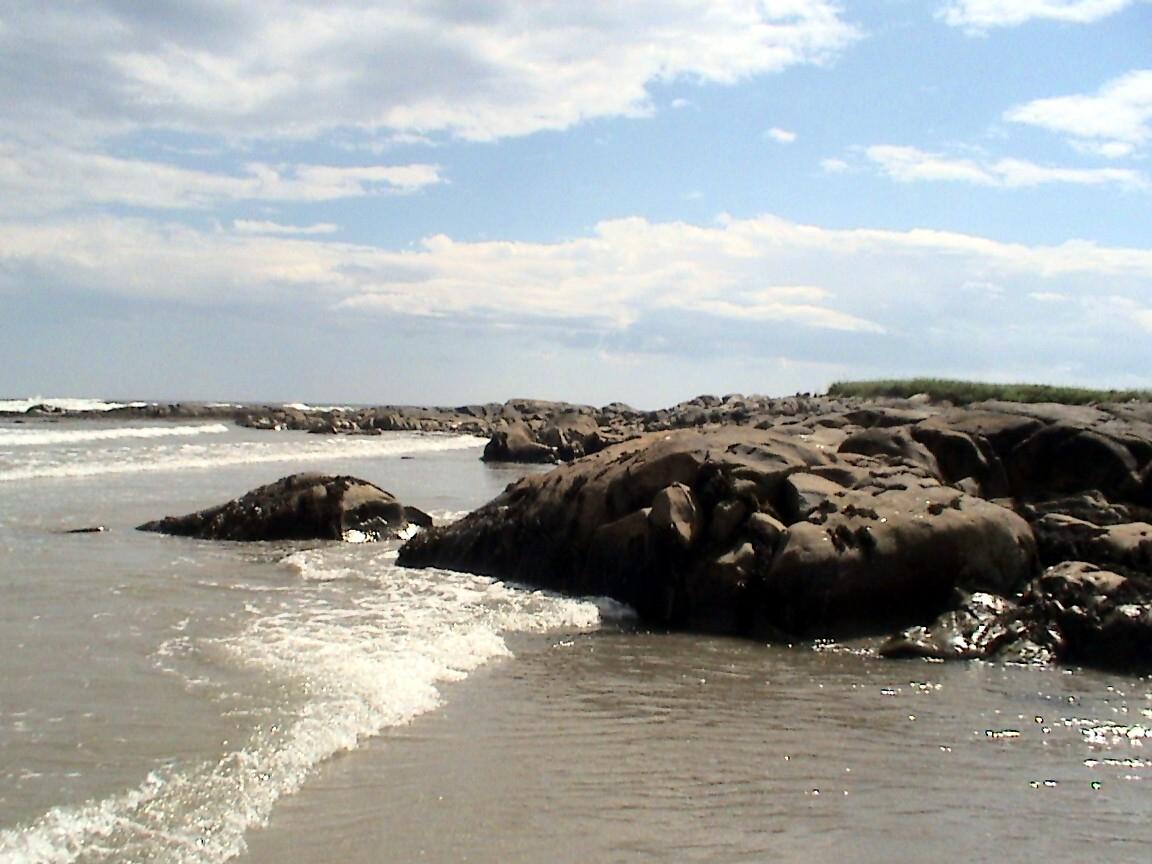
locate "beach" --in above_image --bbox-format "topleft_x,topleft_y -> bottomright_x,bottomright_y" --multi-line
2,412 -> 1151,863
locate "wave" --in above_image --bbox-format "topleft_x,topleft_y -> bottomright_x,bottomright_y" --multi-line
0,562 -> 604,864
0,423 -> 231,448
0,397 -> 150,414
281,402 -> 353,412
0,433 -> 485,483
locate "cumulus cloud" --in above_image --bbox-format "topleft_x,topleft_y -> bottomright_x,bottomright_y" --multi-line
1005,69 -> 1152,158
233,220 -> 339,235
940,0 -> 1138,30
4,213 -> 1151,371
766,127 -> 798,144
0,1 -> 859,144
865,144 -> 1147,189
0,143 -> 442,214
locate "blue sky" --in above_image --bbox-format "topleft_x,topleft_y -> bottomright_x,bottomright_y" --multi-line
1,0 -> 1150,407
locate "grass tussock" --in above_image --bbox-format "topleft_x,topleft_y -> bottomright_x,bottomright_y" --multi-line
826,378 -> 1152,406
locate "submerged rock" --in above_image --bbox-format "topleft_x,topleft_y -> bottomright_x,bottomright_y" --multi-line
881,562 -> 1152,671
138,473 -> 430,542
880,592 -> 1024,661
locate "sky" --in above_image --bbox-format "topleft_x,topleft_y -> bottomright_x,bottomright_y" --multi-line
1,0 -> 1150,408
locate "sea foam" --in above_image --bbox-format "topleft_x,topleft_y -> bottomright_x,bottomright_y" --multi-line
0,553 -> 604,864
0,430 -> 485,483
0,398 -> 150,414
0,423 -> 231,448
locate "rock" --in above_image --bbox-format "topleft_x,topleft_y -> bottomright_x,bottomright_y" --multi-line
1007,424 -> 1142,503
63,526 -> 107,534
765,485 -> 1036,636
1030,513 -> 1152,571
838,428 -> 941,477
400,428 -> 831,632
926,409 -> 1043,458
1026,561 -> 1152,669
400,427 -> 1037,638
649,482 -> 701,548
137,473 -> 427,541
1021,491 -> 1131,526
910,421 -> 1009,497
880,592 -> 1022,661
778,472 -> 846,523
539,411 -> 605,460
481,422 -> 557,464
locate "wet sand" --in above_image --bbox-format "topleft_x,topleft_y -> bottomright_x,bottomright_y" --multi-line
239,629 -> 1152,864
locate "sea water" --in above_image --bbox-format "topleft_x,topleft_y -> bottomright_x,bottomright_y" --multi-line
1,415 -> 1151,863
0,417 -> 606,863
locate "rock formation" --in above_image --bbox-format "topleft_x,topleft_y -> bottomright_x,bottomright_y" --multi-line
138,473 -> 430,542
400,396 -> 1152,670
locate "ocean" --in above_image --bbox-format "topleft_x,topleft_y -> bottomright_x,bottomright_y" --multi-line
1,412 -> 1150,863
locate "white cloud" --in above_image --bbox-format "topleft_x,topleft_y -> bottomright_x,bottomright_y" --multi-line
820,158 -> 851,174
0,1 -> 859,144
5,213 -> 1151,352
1005,69 -> 1152,158
940,0 -> 1137,30
233,220 -> 339,235
865,144 -> 1148,189
766,127 -> 798,144
0,143 -> 443,214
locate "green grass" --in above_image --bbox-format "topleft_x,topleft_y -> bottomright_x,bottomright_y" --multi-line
826,378 -> 1152,406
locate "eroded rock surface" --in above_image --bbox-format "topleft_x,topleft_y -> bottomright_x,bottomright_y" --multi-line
401,394 -> 1152,669
138,473 -> 430,541
399,427 -> 1036,638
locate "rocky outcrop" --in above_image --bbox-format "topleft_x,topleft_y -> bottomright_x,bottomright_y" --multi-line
399,393 -> 1152,670
399,428 -> 1037,638
481,422 -> 558,464
138,473 -> 430,542
881,561 -> 1152,670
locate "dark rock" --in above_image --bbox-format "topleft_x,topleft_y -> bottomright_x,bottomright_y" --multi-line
137,473 -> 425,541
880,592 -> 1022,661
927,409 -> 1044,458
1026,561 -> 1152,669
63,526 -> 107,534
481,422 -> 557,464
1007,424 -> 1142,502
778,472 -> 846,523
1030,513 -> 1152,571
911,421 -> 1009,497
539,410 -> 604,460
400,427 -> 1037,638
838,428 -> 941,477
765,484 -> 1035,636
649,482 -> 701,548
1022,491 -> 1131,527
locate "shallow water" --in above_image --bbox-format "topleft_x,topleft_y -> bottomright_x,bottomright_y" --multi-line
1,416 -> 1150,863
238,630 -> 1152,863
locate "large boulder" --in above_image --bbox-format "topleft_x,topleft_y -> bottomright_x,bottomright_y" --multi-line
400,428 -> 1037,638
481,421 -> 557,464
138,473 -> 430,541
538,410 -> 606,460
1007,424 -> 1142,502
1026,561 -> 1152,668
764,480 -> 1036,636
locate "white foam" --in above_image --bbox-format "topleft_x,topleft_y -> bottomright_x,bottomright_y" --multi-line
0,423 -> 230,448
0,557 -> 605,864
0,397 -> 149,414
0,432 -> 485,483
282,402 -> 353,412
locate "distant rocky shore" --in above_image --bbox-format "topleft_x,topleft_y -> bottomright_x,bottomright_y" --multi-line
49,390 -> 1152,671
